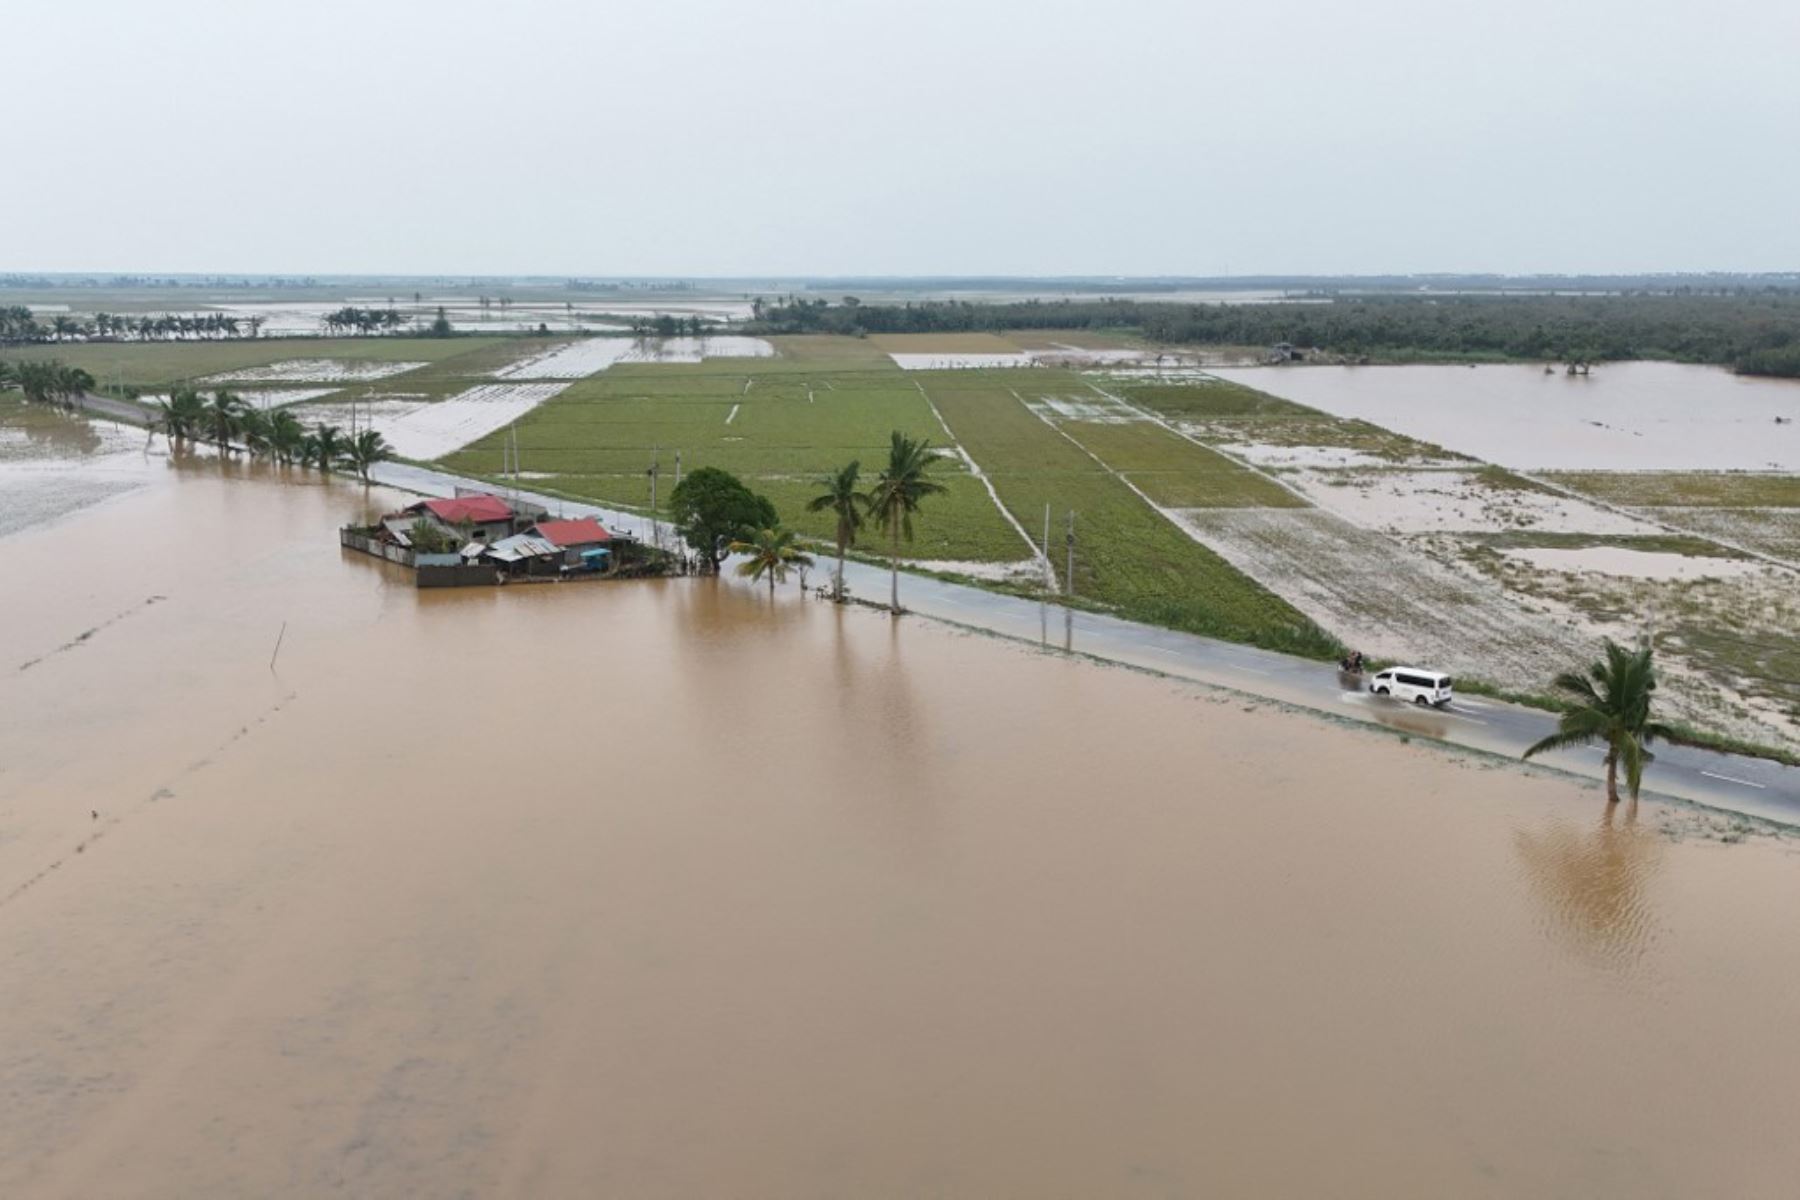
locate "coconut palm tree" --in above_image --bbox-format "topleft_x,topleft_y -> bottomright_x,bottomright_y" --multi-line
728,525 -> 814,596
267,409 -> 306,464
156,386 -> 208,443
866,431 -> 946,613
1523,639 -> 1676,806
238,405 -> 273,459
52,365 -> 94,409
806,459 -> 867,600
341,429 -> 393,481
205,389 -> 245,451
303,423 -> 347,472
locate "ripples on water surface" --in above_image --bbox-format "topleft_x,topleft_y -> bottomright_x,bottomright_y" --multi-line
0,439 -> 1798,1197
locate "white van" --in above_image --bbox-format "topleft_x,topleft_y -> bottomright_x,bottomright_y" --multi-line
1369,667 -> 1454,707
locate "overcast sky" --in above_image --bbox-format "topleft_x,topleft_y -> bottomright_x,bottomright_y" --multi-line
6,0 -> 1797,277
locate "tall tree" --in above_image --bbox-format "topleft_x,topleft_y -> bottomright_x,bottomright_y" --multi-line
267,409 -> 306,464
342,429 -> 393,481
303,424 -> 347,472
806,460 -> 866,601
728,526 -> 814,596
866,431 -> 946,613
668,466 -> 777,572
205,389 -> 245,451
1523,640 -> 1676,806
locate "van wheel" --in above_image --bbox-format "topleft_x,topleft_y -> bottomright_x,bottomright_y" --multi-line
1414,695 -> 1429,706
1373,686 -> 1387,696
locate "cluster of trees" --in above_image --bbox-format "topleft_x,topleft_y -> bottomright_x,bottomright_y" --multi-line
666,431 -> 945,611
0,359 -> 97,407
745,294 -> 1800,376
322,307 -> 410,336
155,387 -> 393,479
628,314 -> 712,337
1,306 -> 266,344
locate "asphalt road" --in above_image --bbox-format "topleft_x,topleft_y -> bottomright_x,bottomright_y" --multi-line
376,462 -> 1800,826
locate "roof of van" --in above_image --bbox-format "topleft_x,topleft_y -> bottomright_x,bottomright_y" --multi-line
1384,667 -> 1450,678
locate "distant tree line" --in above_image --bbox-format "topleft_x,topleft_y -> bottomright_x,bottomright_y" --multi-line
322,306 -> 410,336
0,306 -> 267,344
745,294 -> 1800,377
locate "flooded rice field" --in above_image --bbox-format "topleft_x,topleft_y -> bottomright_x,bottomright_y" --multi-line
1210,362 -> 1800,471
2,435 -> 1800,1196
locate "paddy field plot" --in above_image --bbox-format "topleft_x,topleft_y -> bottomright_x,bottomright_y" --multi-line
375,383 -> 570,461
5,337 -> 509,392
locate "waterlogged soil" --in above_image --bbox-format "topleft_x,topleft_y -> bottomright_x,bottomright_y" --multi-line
1212,362 -> 1800,471
3,460 -> 1800,1197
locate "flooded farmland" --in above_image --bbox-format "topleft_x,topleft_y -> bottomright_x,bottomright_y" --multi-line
3,443 -> 1800,1197
1210,362 -> 1800,471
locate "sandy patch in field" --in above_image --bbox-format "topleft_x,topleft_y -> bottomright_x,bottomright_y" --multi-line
1501,546 -> 1771,581
202,360 -> 426,384
377,383 -> 568,460
1286,468 -> 1658,535
1173,507 -> 1588,683
1641,507 -> 1800,565
1215,443 -> 1403,470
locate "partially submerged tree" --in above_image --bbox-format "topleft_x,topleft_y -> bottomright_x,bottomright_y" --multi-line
303,424 -> 347,472
156,386 -> 207,443
729,526 -> 814,595
806,460 -> 867,600
1523,639 -> 1675,806
341,429 -> 393,481
669,466 -> 776,572
866,431 -> 946,613
205,389 -> 246,451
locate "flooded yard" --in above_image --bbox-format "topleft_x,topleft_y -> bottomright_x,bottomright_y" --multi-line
2,444 -> 1799,1196
1210,362 -> 1800,471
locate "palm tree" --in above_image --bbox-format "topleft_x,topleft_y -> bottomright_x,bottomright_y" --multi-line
304,424 -> 347,472
205,389 -> 245,451
1523,639 -> 1676,806
238,405 -> 273,459
728,525 -> 814,596
806,460 -> 867,600
341,429 -> 393,481
865,431 -> 946,613
267,409 -> 306,464
156,386 -> 208,443
54,366 -> 94,409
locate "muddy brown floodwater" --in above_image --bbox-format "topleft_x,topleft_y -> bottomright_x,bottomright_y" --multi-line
3,447 -> 1800,1197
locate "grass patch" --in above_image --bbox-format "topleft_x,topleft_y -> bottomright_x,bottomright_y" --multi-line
1465,531 -> 1741,557
1122,378 -> 1467,462
6,337 -> 510,390
1546,471 -> 1800,508
867,332 -> 1022,353
919,370 -> 1342,656
1049,416 -> 1305,508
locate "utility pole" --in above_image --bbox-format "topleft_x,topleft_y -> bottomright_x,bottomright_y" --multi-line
1065,509 -> 1076,597
648,445 -> 661,548
674,449 -> 682,491
1043,502 -> 1052,589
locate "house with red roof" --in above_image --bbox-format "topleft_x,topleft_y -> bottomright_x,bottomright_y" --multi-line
526,517 -> 615,568
383,492 -> 547,546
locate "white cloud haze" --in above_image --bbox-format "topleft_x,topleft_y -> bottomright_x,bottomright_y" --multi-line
4,0 -> 1797,276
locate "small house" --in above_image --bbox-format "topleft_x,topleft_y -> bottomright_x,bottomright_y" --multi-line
527,517 -> 615,570
391,493 -> 546,546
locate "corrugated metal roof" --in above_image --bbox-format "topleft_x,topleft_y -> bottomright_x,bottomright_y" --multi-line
482,534 -> 561,563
